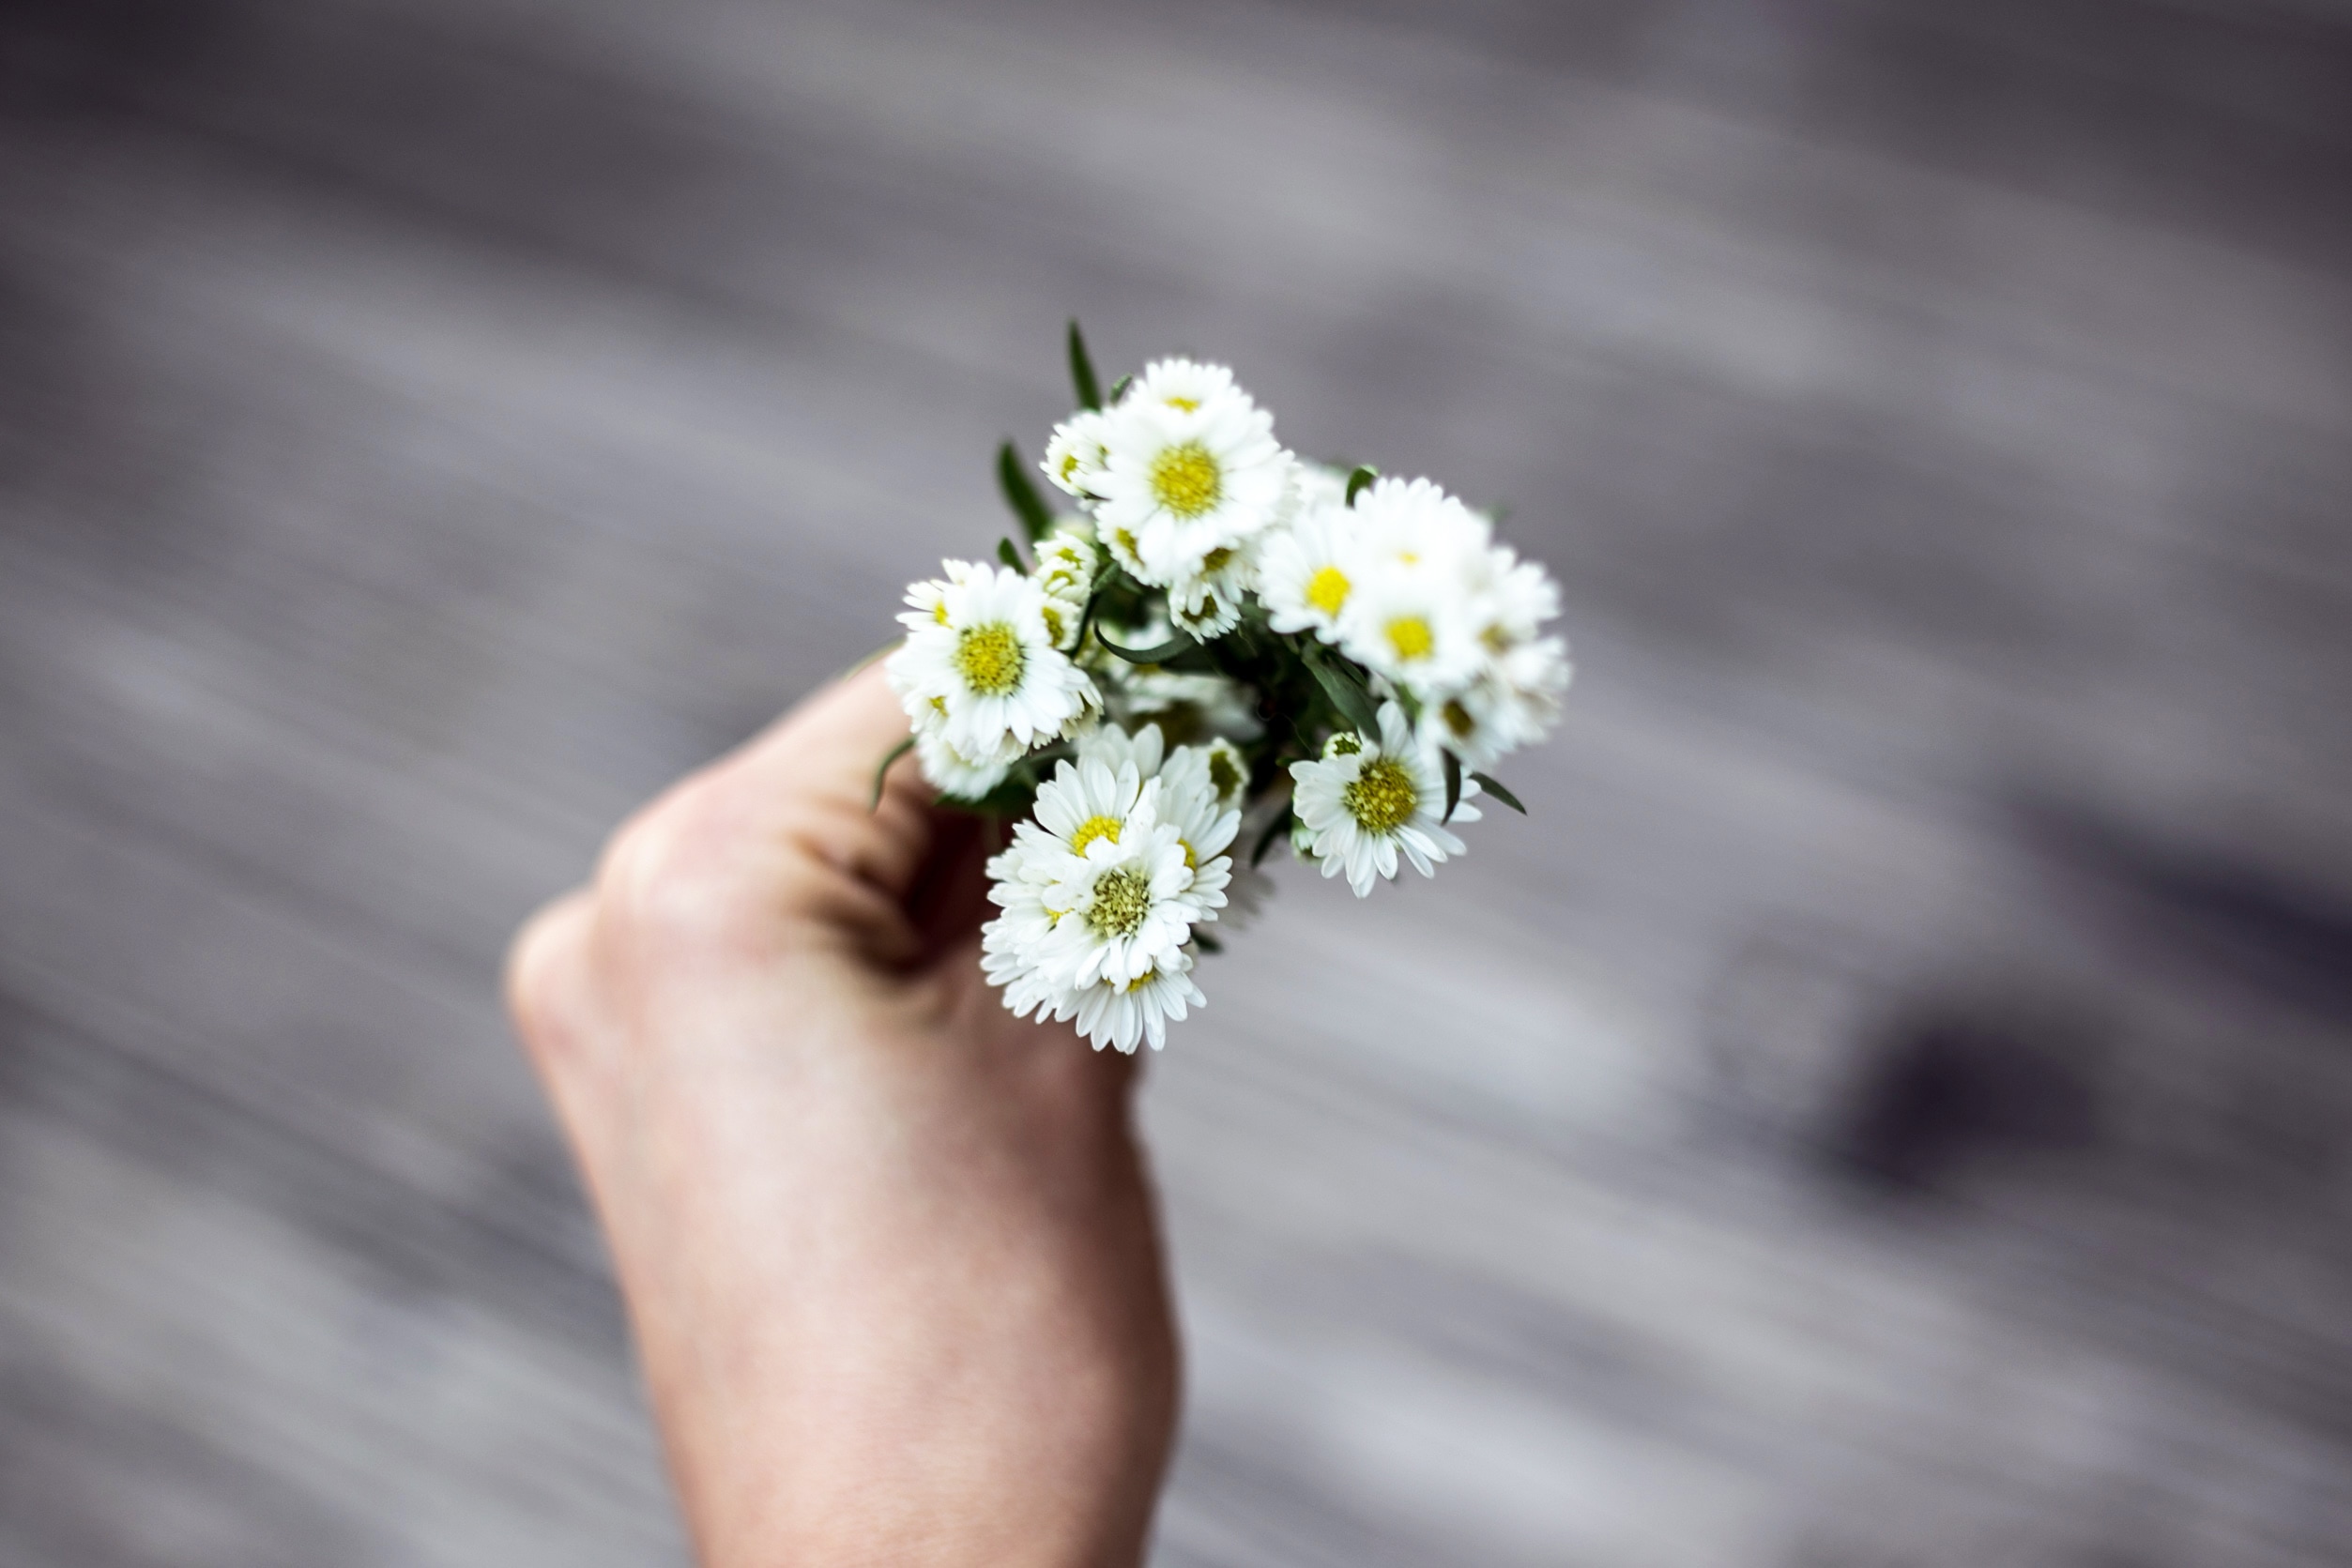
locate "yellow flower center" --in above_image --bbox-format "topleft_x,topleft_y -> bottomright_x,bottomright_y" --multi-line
1443,699 -> 1475,738
1384,616 -> 1434,662
1327,733 -> 1363,756
1180,840 -> 1197,872
1150,442 -> 1223,518
1041,604 -> 1065,647
1207,750 -> 1244,799
1201,546 -> 1234,573
1165,396 -> 1199,411
1113,527 -> 1140,559
1306,565 -> 1352,617
928,695 -> 947,715
1343,757 -> 1418,834
954,623 -> 1025,695
1088,867 -> 1153,937
932,601 -> 949,624
1061,452 -> 1081,480
1124,967 -> 1157,992
1070,814 -> 1123,855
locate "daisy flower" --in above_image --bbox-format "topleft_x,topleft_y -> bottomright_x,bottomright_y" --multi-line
1334,478 -> 1496,698
1066,724 -> 1244,905
1152,742 -> 1243,904
1337,560 -> 1487,697
912,724 -> 1013,800
1405,534 -> 1570,765
1054,951 -> 1207,1054
893,330 -> 1583,1054
1031,525 -> 1098,651
1076,718 -> 1166,778
1417,636 -> 1571,769
1034,743 -> 1159,849
1165,537 -> 1256,639
1032,796 -> 1213,987
888,560 -> 1098,769
1127,358 -> 1244,413
1042,410 -> 1110,499
980,866 -> 1063,1016
1288,702 -> 1475,897
983,740 -> 1172,1020
1345,475 -> 1491,576
1257,486 -> 1356,641
1091,358 -> 1294,588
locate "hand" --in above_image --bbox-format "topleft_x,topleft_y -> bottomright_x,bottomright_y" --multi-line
504,664 -> 1180,1567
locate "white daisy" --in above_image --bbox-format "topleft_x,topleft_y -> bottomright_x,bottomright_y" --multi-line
1288,702 -> 1473,897
1416,637 -> 1570,769
1345,475 -> 1491,575
1196,737 -> 1253,814
1041,410 -> 1110,500
1166,536 -> 1256,639
1090,359 -> 1294,587
1334,478 -> 1496,698
1152,743 -> 1243,909
1032,795 -> 1207,987
912,723 -> 1012,800
1031,526 -> 1098,651
1069,723 -> 1244,911
896,556 -> 983,632
1475,547 -> 1560,650
981,864 -> 1063,1017
1054,950 -> 1206,1054
1338,562 -> 1487,698
1279,459 -> 1350,519
1075,719 -> 1167,780
1127,358 -> 1243,414
887,560 -> 1098,767
1408,535 -> 1570,766
1257,486 -> 1356,641
983,749 -> 1162,1023
1030,747 -> 1155,861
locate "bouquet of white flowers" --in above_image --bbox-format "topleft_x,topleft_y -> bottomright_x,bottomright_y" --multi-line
881,327 -> 1571,1053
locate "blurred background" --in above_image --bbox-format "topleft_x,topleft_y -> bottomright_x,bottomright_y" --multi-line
4,0 -> 2351,1562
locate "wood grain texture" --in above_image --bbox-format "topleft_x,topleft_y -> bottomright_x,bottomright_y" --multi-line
2,0 -> 2349,1562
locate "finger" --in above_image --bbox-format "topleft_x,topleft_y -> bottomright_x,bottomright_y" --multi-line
702,662 -> 940,905
504,888 -> 603,1081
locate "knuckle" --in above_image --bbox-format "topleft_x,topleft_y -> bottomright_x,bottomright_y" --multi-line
594,773 -> 766,954
504,894 -> 589,1062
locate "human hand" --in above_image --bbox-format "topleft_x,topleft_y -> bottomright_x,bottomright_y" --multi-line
504,664 -> 1179,1566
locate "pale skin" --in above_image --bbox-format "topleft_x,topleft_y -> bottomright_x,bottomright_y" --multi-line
504,664 -> 1179,1566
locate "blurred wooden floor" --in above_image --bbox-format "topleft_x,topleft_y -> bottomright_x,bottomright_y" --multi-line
4,0 -> 2352,1562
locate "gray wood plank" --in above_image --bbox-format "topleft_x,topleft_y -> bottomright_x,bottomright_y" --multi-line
3,0 -> 2350,1562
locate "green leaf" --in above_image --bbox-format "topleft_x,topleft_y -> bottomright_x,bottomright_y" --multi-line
1192,930 -> 1223,955
870,736 -> 916,810
1067,320 -> 1102,411
996,441 -> 1055,542
1442,749 -> 1462,823
1470,770 -> 1526,814
1305,647 -> 1380,736
1107,373 -> 1133,405
1095,630 -> 1197,664
1345,464 -> 1380,506
997,536 -> 1027,571
1251,802 -> 1294,868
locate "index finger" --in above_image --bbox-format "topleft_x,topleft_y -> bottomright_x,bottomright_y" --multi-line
710,660 -> 938,903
